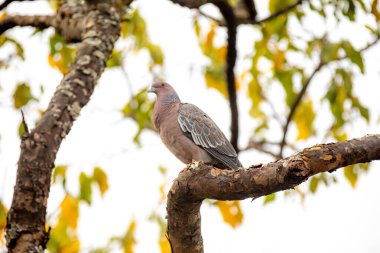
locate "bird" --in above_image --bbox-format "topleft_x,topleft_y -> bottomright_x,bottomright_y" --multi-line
148,81 -> 242,169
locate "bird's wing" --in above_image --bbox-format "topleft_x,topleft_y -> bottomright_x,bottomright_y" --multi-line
178,103 -> 241,168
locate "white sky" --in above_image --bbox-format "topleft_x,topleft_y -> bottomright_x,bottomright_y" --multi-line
1,0 -> 380,252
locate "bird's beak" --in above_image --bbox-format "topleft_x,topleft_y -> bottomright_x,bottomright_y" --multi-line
148,86 -> 156,93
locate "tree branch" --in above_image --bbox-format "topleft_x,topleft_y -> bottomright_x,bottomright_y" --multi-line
242,0 -> 257,22
252,0 -> 304,24
213,0 -> 239,151
5,1 -> 121,251
0,15 -> 57,35
167,134 -> 380,252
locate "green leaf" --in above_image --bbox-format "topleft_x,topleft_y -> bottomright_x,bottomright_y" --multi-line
121,87 -> 155,145
92,167 -> 109,197
13,82 -> 35,109
309,176 -> 319,193
0,36 -> 25,60
341,41 -> 364,73
321,42 -> 340,63
107,50 -> 123,68
79,172 -> 93,205
54,165 -> 67,189
263,193 -> 276,205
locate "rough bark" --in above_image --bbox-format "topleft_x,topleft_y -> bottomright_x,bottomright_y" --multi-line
5,1 -> 121,252
167,134 -> 380,253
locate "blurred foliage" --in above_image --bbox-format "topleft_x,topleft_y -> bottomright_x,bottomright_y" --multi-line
121,87 -> 155,145
216,201 -> 243,228
194,20 -> 241,98
121,10 -> 164,70
12,82 -> 36,109
0,201 -> 7,245
48,33 -> 76,74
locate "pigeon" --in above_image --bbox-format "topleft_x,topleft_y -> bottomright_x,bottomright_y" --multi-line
148,81 -> 242,169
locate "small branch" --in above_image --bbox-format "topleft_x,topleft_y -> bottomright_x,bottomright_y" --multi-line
167,134 -> 380,252
279,35 -> 380,157
0,15 -> 57,35
279,61 -> 323,156
253,0 -> 304,24
213,0 -> 239,152
0,0 -> 16,11
242,0 -> 257,22
20,110 -> 29,135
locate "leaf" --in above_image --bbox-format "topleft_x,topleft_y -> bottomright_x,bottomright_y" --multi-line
48,33 -> 75,74
293,99 -> 315,140
321,42 -> 340,63
344,165 -> 358,188
205,67 -> 227,98
107,50 -> 123,68
48,195 -> 80,253
0,36 -> 25,60
309,176 -> 319,193
159,234 -> 171,253
0,201 -> 7,245
79,172 -> 93,205
60,195 -> 79,229
341,41 -> 364,73
351,96 -> 370,122
13,82 -> 35,109
121,219 -> 136,253
216,201 -> 243,228
121,87 -> 155,145
247,75 -> 264,119
93,167 -> 109,197
53,165 -> 67,189
263,193 -> 276,205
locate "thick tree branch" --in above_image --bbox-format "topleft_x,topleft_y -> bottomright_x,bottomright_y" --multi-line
213,1 -> 239,151
5,1 -> 121,252
167,134 -> 380,253
0,15 -> 57,35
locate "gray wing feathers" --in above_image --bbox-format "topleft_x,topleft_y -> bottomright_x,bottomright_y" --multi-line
178,103 -> 241,168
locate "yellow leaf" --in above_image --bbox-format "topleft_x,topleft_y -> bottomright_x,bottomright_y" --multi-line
93,167 -> 109,197
294,99 -> 315,140
60,195 -> 79,229
216,201 -> 243,228
344,165 -> 358,188
159,234 -> 171,253
0,12 -> 6,20
61,240 -> 80,253
205,68 -> 227,98
0,201 -> 7,245
122,219 -> 136,253
205,22 -> 216,50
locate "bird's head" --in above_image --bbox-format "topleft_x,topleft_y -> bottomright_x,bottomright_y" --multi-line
148,82 -> 180,103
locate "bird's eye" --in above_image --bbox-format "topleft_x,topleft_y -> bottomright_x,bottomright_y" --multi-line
161,83 -> 164,87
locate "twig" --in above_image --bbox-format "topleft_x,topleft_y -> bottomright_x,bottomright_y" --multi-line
0,14 -> 56,35
212,0 -> 239,152
0,0 -> 15,11
20,110 -> 29,135
253,0 -> 304,24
